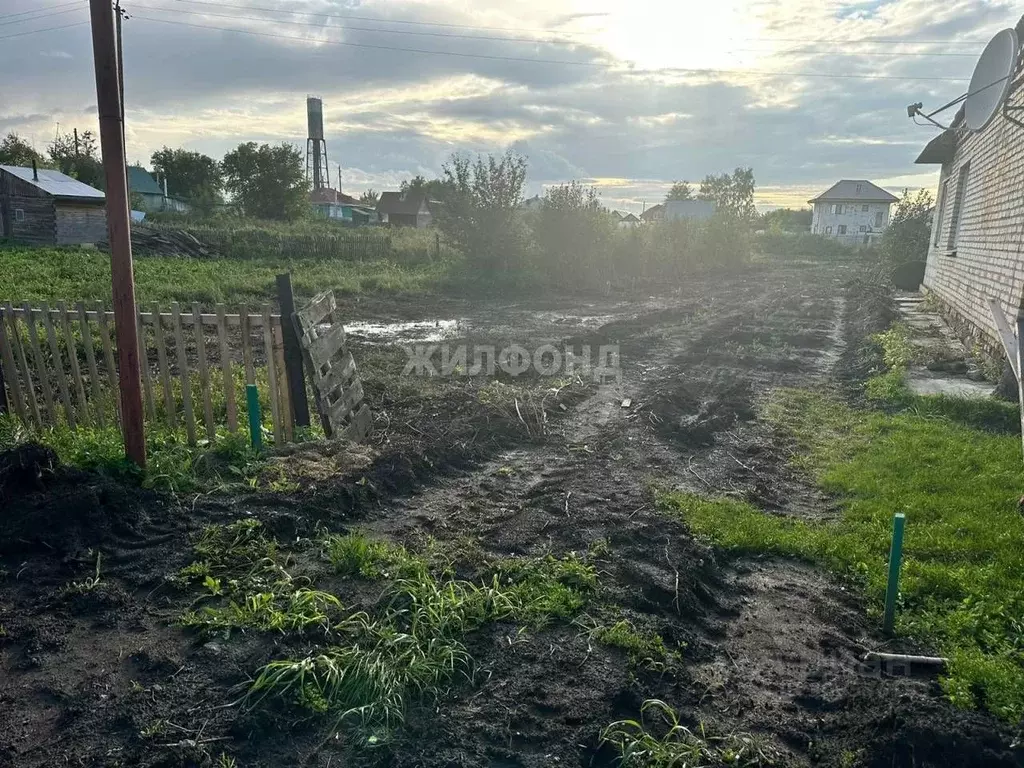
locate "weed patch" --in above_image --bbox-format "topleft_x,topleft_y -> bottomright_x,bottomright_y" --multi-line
665,388 -> 1024,721
601,699 -> 780,767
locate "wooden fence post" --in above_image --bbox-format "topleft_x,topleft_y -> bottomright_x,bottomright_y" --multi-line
275,273 -> 310,428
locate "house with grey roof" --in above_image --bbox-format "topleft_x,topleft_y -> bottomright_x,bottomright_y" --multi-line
809,180 -> 898,246
377,191 -> 431,228
127,166 -> 189,213
0,164 -> 106,246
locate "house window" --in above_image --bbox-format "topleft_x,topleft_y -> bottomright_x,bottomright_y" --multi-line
948,162 -> 971,250
829,204 -> 837,215
14,208 -> 25,222
862,204 -> 869,212
876,211 -> 885,228
838,225 -> 847,235
825,226 -> 833,234
859,225 -> 867,232
856,183 -> 863,194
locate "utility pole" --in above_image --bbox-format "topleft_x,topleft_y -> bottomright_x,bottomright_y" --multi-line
89,0 -> 145,467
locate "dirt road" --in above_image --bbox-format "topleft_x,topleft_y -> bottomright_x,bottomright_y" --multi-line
1,261 -> 1019,767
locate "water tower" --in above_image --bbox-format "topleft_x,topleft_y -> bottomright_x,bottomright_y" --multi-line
306,96 -> 330,191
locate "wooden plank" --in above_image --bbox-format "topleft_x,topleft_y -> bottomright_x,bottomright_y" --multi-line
172,302 -> 197,444
276,273 -> 310,428
294,290 -> 336,333
272,322 -> 293,442
57,302 -> 88,423
7,303 -> 40,428
135,306 -> 155,421
307,323 -> 347,372
341,403 -> 372,441
76,302 -> 105,427
988,297 -> 1019,378
312,350 -> 356,397
0,310 -> 27,425
240,308 -> 255,385
23,304 -> 55,423
326,378 -> 364,426
95,300 -> 121,424
216,303 -> 237,432
7,307 -> 280,327
151,302 -> 176,428
262,303 -> 282,445
40,302 -> 76,428
193,302 -> 215,441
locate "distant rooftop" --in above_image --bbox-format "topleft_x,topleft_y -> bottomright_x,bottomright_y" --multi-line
0,165 -> 104,201
808,180 -> 898,204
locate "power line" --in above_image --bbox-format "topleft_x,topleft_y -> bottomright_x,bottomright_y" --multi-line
0,3 -> 86,26
0,18 -> 88,41
136,4 -> 982,57
130,14 -> 971,82
166,0 -> 989,47
0,0 -> 83,22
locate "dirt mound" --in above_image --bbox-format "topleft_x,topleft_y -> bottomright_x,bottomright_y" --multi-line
646,379 -> 755,446
0,444 -> 146,556
835,278 -> 895,386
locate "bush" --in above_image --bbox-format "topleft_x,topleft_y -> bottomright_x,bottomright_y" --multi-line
756,231 -> 856,260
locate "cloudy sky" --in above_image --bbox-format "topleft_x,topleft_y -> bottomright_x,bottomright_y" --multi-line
0,0 -> 1017,211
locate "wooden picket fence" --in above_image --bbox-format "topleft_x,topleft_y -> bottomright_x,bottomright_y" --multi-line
0,300 -> 296,445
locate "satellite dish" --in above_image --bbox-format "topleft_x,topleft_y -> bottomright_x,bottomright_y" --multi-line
965,28 -> 1019,131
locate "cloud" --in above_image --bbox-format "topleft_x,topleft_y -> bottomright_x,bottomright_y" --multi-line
0,0 -> 1012,211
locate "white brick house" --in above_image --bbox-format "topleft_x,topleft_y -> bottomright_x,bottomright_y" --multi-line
916,48 -> 1024,361
808,180 -> 898,246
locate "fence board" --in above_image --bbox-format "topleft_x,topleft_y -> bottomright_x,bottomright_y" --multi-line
216,303 -> 237,431
0,312 -> 27,424
5,307 -> 280,327
96,300 -> 121,424
77,302 -> 105,427
40,302 -> 76,428
172,302 -> 197,445
7,303 -> 40,428
261,303 -> 282,444
193,302 -> 215,441
23,304 -> 55,421
151,302 -> 176,428
135,307 -> 155,421
58,302 -> 88,421
272,323 -> 293,442
240,309 -> 255,386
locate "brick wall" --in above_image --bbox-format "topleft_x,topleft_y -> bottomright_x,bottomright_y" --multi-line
923,85 -> 1024,364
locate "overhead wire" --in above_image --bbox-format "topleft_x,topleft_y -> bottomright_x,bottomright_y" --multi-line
0,18 -> 88,41
134,3 -> 982,57
0,3 -> 87,27
128,13 -> 973,82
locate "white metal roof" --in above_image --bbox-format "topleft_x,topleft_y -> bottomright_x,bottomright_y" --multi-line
0,165 -> 105,200
808,180 -> 898,204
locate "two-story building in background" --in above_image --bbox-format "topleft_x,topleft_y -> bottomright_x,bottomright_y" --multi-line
809,180 -> 898,246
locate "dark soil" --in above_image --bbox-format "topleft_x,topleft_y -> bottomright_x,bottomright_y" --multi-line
2,262 -> 1021,768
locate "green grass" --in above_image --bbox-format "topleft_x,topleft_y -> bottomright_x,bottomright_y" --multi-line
0,245 -> 453,307
321,532 -> 429,581
662,387 -> 1024,721
601,699 -> 780,767
589,619 -> 676,668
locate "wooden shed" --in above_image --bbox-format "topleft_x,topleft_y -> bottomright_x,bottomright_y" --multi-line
0,164 -> 106,246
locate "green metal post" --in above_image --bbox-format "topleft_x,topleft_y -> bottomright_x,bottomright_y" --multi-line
246,383 -> 262,451
883,513 -> 906,636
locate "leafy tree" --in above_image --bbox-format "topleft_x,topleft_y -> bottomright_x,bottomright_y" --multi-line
400,174 -> 451,201
0,132 -> 45,167
151,147 -> 223,212
221,142 -> 307,220
665,181 -> 693,201
48,128 -> 103,189
359,188 -> 379,205
537,181 -> 611,280
436,150 -> 528,271
761,207 -> 812,232
881,189 -> 934,264
698,167 -> 757,223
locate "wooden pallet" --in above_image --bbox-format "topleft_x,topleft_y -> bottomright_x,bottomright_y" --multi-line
293,290 -> 371,441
